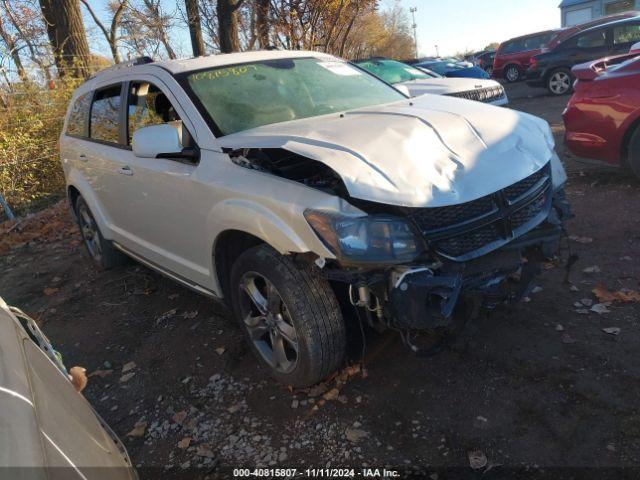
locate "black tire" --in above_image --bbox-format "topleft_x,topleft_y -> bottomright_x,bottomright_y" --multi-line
230,244 -> 345,387
547,68 -> 573,96
75,196 -> 128,270
504,64 -> 521,83
627,125 -> 640,179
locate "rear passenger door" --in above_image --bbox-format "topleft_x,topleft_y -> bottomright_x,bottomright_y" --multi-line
566,28 -> 611,66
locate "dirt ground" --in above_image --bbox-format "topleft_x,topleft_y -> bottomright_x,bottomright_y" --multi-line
2,82 -> 640,479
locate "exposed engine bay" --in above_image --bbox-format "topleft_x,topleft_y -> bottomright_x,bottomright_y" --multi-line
229,147 -> 573,352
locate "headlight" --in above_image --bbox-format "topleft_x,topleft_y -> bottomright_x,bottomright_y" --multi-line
304,209 -> 424,265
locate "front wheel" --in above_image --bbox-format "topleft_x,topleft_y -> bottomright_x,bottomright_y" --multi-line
547,68 -> 573,96
230,244 -> 346,387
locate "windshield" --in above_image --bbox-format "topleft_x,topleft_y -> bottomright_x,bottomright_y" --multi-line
355,59 -> 431,84
183,57 -> 405,135
417,61 -> 465,75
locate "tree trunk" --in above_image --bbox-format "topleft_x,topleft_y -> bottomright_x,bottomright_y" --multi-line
217,0 -> 241,53
185,0 -> 205,56
39,0 -> 91,78
255,0 -> 269,48
0,19 -> 26,79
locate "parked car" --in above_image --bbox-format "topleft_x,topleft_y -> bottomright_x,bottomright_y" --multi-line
527,15 -> 640,95
414,59 -> 490,79
563,47 -> 640,176
60,50 -> 570,387
543,12 -> 639,53
0,297 -> 135,477
354,58 -> 508,105
493,29 -> 563,82
477,50 -> 496,76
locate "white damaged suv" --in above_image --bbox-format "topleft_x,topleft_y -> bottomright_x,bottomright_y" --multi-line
60,50 -> 570,387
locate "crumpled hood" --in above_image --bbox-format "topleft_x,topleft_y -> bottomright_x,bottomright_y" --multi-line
218,94 -> 556,208
397,77 -> 501,96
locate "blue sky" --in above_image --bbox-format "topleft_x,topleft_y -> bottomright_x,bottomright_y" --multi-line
401,0 -> 562,56
82,0 -> 563,59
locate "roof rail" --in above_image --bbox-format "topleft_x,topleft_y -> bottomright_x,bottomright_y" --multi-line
87,56 -> 154,80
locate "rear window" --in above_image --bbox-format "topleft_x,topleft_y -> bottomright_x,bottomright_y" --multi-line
90,85 -> 122,144
66,92 -> 91,137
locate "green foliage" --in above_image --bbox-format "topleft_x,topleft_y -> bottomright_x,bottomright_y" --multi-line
0,78 -> 80,217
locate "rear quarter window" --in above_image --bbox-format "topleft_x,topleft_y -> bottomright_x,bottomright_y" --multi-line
66,92 -> 91,137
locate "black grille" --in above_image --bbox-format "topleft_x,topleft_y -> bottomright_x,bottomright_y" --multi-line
405,164 -> 552,261
447,86 -> 506,103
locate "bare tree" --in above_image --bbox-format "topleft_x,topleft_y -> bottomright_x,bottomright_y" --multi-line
39,0 -> 91,77
185,0 -> 205,56
0,13 -> 26,79
255,0 -> 269,48
80,0 -> 128,63
217,0 -> 244,53
125,0 -> 176,59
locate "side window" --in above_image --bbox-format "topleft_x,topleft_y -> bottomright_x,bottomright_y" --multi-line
127,81 -> 192,147
90,85 -> 122,144
66,92 -> 91,137
576,29 -> 606,48
614,24 -> 640,45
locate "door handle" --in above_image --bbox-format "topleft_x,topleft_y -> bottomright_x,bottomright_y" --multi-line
118,165 -> 134,176
79,154 -> 88,162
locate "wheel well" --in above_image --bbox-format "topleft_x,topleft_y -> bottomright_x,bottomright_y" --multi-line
621,116 -> 640,167
67,186 -> 80,218
214,230 -> 264,300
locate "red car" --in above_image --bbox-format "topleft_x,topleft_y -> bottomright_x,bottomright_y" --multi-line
563,50 -> 640,176
493,29 -> 562,82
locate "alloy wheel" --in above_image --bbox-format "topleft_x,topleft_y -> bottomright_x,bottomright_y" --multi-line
238,272 -> 298,374
549,71 -> 571,95
505,66 -> 519,82
78,204 -> 103,262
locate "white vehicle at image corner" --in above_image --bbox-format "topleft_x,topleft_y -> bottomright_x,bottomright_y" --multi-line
60,50 -> 570,387
354,58 -> 509,106
0,298 -> 135,478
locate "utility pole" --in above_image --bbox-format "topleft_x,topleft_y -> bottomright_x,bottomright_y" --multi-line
435,44 -> 440,57
410,7 -> 418,59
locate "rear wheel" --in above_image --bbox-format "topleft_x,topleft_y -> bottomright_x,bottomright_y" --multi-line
627,126 -> 640,179
75,196 -> 127,270
230,244 -> 345,387
547,68 -> 573,96
504,64 -> 521,82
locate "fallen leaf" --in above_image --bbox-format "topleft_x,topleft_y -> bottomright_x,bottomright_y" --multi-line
177,437 -> 191,449
603,327 -> 621,336
323,388 -> 340,401
591,303 -> 611,314
345,428 -> 368,443
69,366 -> 88,393
555,324 -> 564,332
88,369 -> 113,378
183,311 -> 198,319
43,287 -> 59,296
173,411 -> 187,424
561,333 -> 578,344
215,347 -> 226,355
122,361 -> 136,373
127,420 -> 147,437
119,372 -> 135,383
227,403 -> 242,414
468,449 -> 488,470
593,284 -> 640,303
196,445 -> 215,458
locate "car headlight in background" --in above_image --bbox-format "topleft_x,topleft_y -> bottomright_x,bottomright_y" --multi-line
304,209 -> 424,265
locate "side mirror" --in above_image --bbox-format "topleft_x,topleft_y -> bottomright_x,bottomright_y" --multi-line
132,124 -> 199,161
395,84 -> 411,97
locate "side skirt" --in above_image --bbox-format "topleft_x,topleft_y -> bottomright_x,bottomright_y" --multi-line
113,242 -> 219,299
